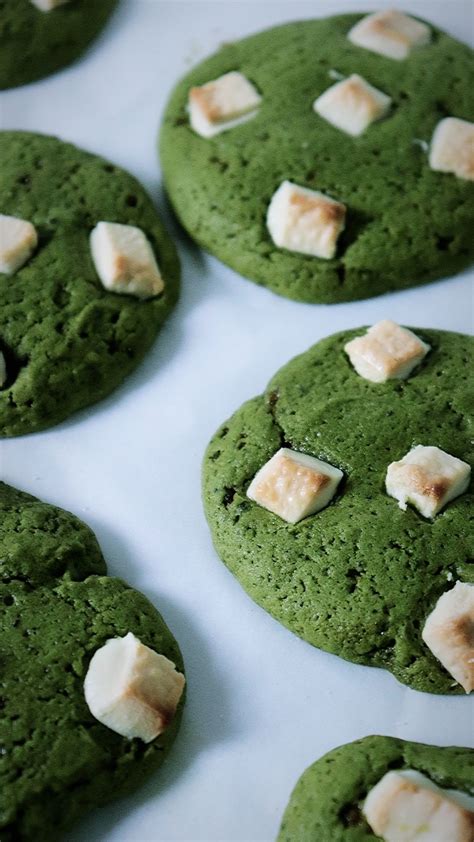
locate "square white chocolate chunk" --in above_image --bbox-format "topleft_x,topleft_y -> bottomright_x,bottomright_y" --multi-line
189,71 -> 261,138
84,632 -> 185,743
386,445 -> 471,519
0,214 -> 38,275
90,221 -> 164,299
429,118 -> 474,182
314,74 -> 391,137
364,769 -> 474,842
422,582 -> 474,693
344,320 -> 430,383
247,448 -> 343,524
266,181 -> 346,259
348,10 -> 431,60
30,0 -> 71,10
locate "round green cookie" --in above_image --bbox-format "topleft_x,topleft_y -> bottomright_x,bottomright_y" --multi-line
203,327 -> 473,693
0,132 -> 180,437
278,736 -> 474,841
0,0 -> 118,90
0,482 -> 185,841
161,13 -> 474,303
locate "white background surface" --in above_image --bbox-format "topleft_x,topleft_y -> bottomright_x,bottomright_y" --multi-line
1,2 -> 473,840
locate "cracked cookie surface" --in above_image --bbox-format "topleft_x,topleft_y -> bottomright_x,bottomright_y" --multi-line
278,736 -> 474,841
0,132 -> 179,437
0,482 -> 184,841
0,0 -> 118,90
161,13 -> 474,303
202,327 -> 473,693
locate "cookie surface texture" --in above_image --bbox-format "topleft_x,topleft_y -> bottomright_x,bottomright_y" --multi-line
161,14 -> 474,303
0,0 -> 118,90
278,735 -> 474,841
202,327 -> 473,693
0,132 -> 179,437
0,482 -> 185,841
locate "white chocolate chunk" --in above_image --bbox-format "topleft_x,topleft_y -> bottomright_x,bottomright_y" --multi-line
247,447 -> 343,524
188,71 -> 261,138
348,10 -> 431,60
266,181 -> 346,259
422,582 -> 474,693
344,320 -> 430,383
314,74 -> 391,137
0,353 -> 6,388
84,632 -> 185,743
386,445 -> 471,519
29,0 -> 72,10
90,222 -> 164,299
0,214 -> 38,275
364,769 -> 474,842
429,118 -> 474,182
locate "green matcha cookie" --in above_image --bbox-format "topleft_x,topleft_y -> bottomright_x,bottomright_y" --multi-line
278,736 -> 474,841
0,482 -> 185,841
202,327 -> 473,693
161,13 -> 474,303
0,0 -> 118,90
0,132 -> 179,437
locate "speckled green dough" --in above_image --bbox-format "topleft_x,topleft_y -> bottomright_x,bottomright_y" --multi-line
0,482 -> 185,842
278,736 -> 474,841
0,132 -> 180,437
203,328 -> 473,694
161,14 -> 474,303
0,0 -> 118,90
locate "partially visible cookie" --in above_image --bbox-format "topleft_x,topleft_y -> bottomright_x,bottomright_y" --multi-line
203,326 -> 473,693
161,13 -> 474,303
0,132 -> 180,437
0,482 -> 185,841
278,736 -> 474,841
0,0 -> 118,90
